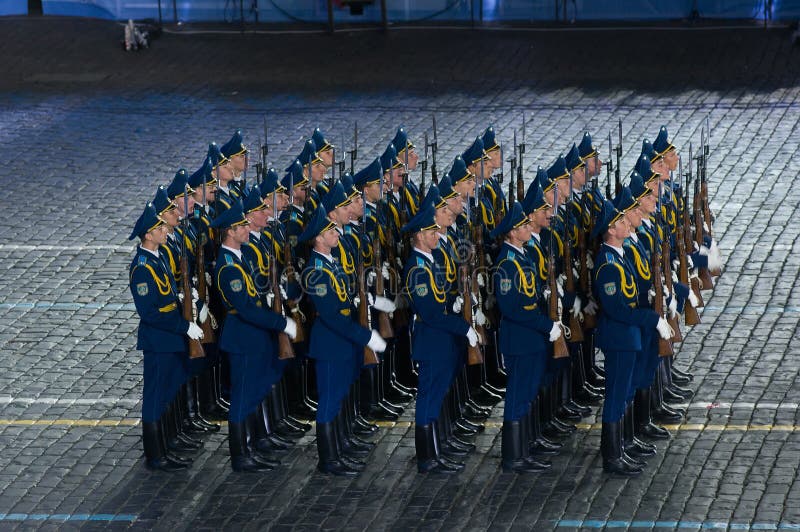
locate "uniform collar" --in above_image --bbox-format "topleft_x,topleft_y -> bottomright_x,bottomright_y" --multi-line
250,231 -> 261,240
604,242 -> 625,258
140,246 -> 161,259
221,245 -> 242,260
413,247 -> 434,263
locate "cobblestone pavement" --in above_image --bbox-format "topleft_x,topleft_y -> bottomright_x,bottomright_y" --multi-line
1,16 -> 800,531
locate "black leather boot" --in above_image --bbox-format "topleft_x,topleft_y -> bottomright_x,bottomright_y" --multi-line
374,363 -> 404,416
520,412 -> 552,469
502,420 -> 549,473
229,420 -> 272,472
528,401 -> 561,455
142,421 -> 188,471
198,368 -> 228,421
268,385 -> 304,440
359,367 -> 399,422
601,420 -> 642,477
339,404 -> 374,455
251,401 -> 290,456
540,385 -> 574,439
416,422 -> 463,474
382,350 -> 413,404
351,387 -> 379,436
165,403 -> 202,454
186,379 -> 220,432
669,357 -> 694,384
623,404 -> 656,460
246,413 -> 281,468
437,413 -> 469,460
559,369 -> 592,418
635,388 -> 670,440
287,363 -> 316,420
651,373 -> 685,423
573,347 -> 603,404
316,421 -> 359,476
277,378 -> 312,432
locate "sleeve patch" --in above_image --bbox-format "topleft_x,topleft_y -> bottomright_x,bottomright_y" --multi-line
499,279 -> 512,295
415,284 -> 428,297
230,279 -> 243,292
136,283 -> 149,296
604,282 -> 617,296
315,284 -> 327,297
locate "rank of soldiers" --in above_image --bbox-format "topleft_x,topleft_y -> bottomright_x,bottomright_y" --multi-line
128,120 -> 722,477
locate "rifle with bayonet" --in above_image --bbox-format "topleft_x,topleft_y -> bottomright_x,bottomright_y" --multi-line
578,176 -> 596,330
654,181 -> 674,357
182,185 -> 205,359
517,119 -> 526,201
693,138 -> 714,290
463,181 -> 484,366
508,131 -> 517,206
270,187 -> 294,360
701,119 -> 719,276
563,172 -> 584,342
614,119 -> 622,196
282,171 -> 307,344
549,183 -> 569,359
660,189 -> 682,343
677,154 -> 701,326
196,167 -> 216,345
372,175 -> 394,340
420,132 -> 429,199
430,115 -> 439,186
605,131 -> 613,199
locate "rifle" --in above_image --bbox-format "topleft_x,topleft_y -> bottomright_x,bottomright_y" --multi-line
549,183 -> 569,359
701,118 -> 719,275
474,154 -> 489,341
605,131 -> 613,199
508,131 -> 517,206
420,132 -> 429,199
369,186 -> 394,340
614,119 -> 622,196
660,189 -> 682,343
654,182 -> 673,357
463,184 -> 484,365
693,138 -> 714,290
430,115 -> 438,186
494,139 -> 505,226
563,172 -> 583,342
283,173 -> 306,344
383,168 -> 408,329
578,183 -> 595,329
517,119 -> 526,201
677,154 -> 701,326
182,187 -> 205,359
255,139 -> 264,187
349,122 -> 358,175
262,117 -> 269,180
271,187 -> 294,360
358,195 -> 379,366
196,169 -> 216,345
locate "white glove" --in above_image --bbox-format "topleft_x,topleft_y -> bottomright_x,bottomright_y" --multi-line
382,262 -> 391,281
543,288 -> 551,300
648,287 -> 656,305
186,322 -> 204,341
353,296 -> 361,307
656,317 -> 674,340
368,330 -> 387,353
283,318 -> 297,340
452,295 -> 464,313
686,254 -> 694,269
476,272 -> 486,288
707,248 -> 722,271
699,245 -> 710,256
586,256 -> 594,270
205,271 -> 213,286
703,221 -> 710,233
475,308 -> 487,327
191,287 -> 199,301
366,270 -> 377,287
570,296 -> 583,319
662,284 -> 670,299
688,290 -> 700,309
549,321 -> 562,342
672,259 -> 681,273
266,291 -> 275,307
279,285 -> 289,301
584,299 -> 598,316
668,296 -> 678,319
396,256 -> 404,269
466,327 -> 480,347
198,304 -> 209,324
556,276 -> 565,297
373,295 -> 396,313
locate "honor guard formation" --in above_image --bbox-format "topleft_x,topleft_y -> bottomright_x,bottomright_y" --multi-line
128,120 -> 723,477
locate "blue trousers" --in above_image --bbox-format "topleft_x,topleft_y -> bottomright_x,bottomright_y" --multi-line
142,351 -> 182,423
228,351 -> 273,423
633,329 -> 660,391
416,352 -> 458,426
504,354 -> 540,421
315,358 -> 353,423
602,350 -> 637,422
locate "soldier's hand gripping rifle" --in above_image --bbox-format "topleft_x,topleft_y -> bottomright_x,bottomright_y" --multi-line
182,186 -> 205,359
678,155 -> 701,326
282,177 -> 307,344
654,182 -> 674,357
196,166 -> 216,345
270,188 -> 294,360
368,187 -> 394,340
358,193 -> 380,366
564,173 -> 584,342
685,143 -> 705,306
463,186 -> 484,366
549,185 -> 570,359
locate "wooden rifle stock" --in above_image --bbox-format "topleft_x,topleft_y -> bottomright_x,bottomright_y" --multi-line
562,225 -> 583,342
652,234 -> 673,357
270,230 -> 294,360
461,263 -> 484,365
693,176 -> 714,290
677,201 -> 701,326
181,251 -> 205,359
358,258 -> 379,366
282,239 -> 306,344
548,253 -> 569,359
373,239 -> 394,339
577,218 -> 596,330
661,238 -> 682,342
195,231 -> 216,344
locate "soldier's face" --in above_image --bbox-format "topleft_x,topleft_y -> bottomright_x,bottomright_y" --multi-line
321,227 -> 340,249
247,210 -> 267,231
293,185 -> 306,203
418,228 -> 439,252
319,149 -> 334,167
217,162 -> 234,182
664,149 -> 679,172
146,223 -> 169,246
571,167 -> 586,188
453,177 -> 474,198
652,159 -> 669,180
625,209 -> 642,231
391,167 -> 405,188
364,182 -> 380,203
311,162 -> 326,183
403,148 -> 419,171
446,196 -> 463,216
486,149 -> 501,171
193,184 -> 215,203
175,195 -> 195,217
275,192 -> 289,212
587,155 -> 601,177
348,196 -> 363,220
434,206 -> 452,228
556,180 -> 570,203
231,153 -> 246,173
233,223 -> 251,245
640,194 -> 656,214
161,208 -> 179,228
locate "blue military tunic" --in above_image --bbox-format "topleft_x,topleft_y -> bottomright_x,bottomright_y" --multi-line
129,246 -> 189,422
494,242 -> 554,420
403,248 -> 469,425
592,243 -> 660,422
302,250 -> 372,422
215,246 -> 287,422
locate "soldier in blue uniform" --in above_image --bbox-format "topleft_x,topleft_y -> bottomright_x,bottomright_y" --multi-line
591,199 -> 674,476
300,206 -> 388,476
491,201 -> 561,473
481,126 -> 508,223
402,206 -> 479,474
129,203 -> 205,471
211,201 -> 298,472
312,127 -> 335,169
209,142 -> 239,215
289,140 -> 326,212
391,127 -> 422,217
221,129 -> 249,197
